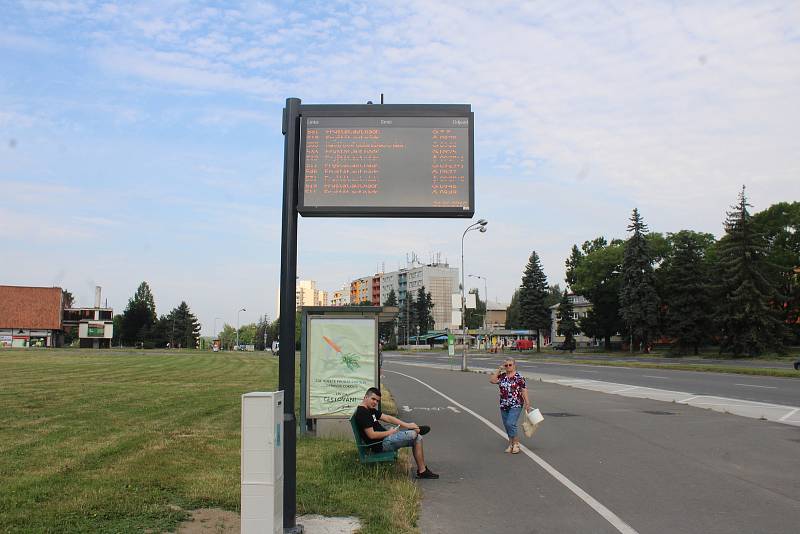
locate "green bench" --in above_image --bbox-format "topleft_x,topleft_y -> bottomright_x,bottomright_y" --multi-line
349,415 -> 398,464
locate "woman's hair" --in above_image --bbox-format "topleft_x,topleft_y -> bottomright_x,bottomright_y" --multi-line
504,358 -> 516,365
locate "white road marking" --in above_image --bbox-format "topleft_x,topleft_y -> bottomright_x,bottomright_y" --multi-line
578,369 -> 600,373
779,408 -> 799,422
402,405 -> 412,413
447,406 -> 461,413
386,369 -> 639,534
610,386 -> 641,394
734,383 -> 777,389
642,375 -> 669,380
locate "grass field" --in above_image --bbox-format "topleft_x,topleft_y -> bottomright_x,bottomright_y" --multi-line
0,349 -> 418,533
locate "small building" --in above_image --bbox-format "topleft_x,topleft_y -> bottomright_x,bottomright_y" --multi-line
0,285 -> 64,347
486,300 -> 508,329
61,286 -> 114,348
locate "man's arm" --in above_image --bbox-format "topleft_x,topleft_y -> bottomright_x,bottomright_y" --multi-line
363,424 -> 398,441
379,413 -> 420,431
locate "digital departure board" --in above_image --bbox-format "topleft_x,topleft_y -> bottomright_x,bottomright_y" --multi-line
297,104 -> 474,217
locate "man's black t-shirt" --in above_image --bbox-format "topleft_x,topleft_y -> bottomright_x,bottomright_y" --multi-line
354,405 -> 385,452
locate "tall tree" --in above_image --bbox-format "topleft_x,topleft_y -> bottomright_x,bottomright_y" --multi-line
167,301 -> 202,349
61,289 -> 74,309
464,288 -> 485,329
565,245 -> 584,289
661,231 -> 716,354
571,241 -> 625,350
120,281 -> 157,346
416,286 -> 435,334
254,314 -> 271,351
381,290 -> 399,349
716,187 -> 785,356
751,201 -> 800,344
619,208 -> 660,351
505,289 -> 521,329
557,290 -> 577,351
398,291 -> 416,345
519,251 -> 551,352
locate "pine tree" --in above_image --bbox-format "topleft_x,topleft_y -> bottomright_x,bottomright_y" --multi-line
565,245 -> 583,289
619,209 -> 660,351
415,286 -> 435,334
662,231 -> 714,355
519,251 -> 551,352
557,290 -> 577,351
120,281 -> 157,346
381,290 -> 398,349
167,301 -> 201,349
716,187 -> 785,356
505,289 -> 521,328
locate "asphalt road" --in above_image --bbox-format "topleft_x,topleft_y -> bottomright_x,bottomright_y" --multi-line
384,351 -> 800,407
382,361 -> 800,534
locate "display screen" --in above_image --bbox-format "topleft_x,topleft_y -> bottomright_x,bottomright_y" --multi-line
298,107 -> 474,217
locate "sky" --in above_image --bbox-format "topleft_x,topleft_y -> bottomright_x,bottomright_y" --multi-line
2,1 -> 799,335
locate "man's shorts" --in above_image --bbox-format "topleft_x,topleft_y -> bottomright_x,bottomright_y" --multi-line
381,429 -> 421,452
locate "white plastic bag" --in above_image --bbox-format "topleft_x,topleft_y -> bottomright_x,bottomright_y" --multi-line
527,407 -> 544,425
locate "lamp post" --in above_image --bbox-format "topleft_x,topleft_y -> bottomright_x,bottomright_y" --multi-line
468,274 -> 488,347
236,308 -> 246,350
213,317 -> 221,339
461,219 -> 488,371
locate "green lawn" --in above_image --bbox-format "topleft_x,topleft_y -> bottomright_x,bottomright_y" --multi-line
0,349 -> 418,533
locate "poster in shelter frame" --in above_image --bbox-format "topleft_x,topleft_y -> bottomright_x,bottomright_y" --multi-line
307,317 -> 377,417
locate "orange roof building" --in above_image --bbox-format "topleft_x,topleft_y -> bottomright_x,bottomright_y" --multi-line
0,285 -> 63,347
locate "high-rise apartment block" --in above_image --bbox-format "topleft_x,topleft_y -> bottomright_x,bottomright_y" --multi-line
379,262 -> 459,331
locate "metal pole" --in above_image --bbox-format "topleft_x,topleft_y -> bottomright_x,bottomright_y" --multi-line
461,229 -> 467,371
279,97 -> 302,533
236,308 -> 246,349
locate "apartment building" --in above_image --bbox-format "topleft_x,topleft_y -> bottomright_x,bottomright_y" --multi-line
378,262 -> 460,331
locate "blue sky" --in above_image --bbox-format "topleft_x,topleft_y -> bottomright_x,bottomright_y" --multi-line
2,1 -> 799,334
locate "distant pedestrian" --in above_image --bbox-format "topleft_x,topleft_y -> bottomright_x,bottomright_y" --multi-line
489,358 -> 531,454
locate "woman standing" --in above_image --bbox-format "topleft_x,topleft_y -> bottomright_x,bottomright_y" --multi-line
489,358 -> 531,454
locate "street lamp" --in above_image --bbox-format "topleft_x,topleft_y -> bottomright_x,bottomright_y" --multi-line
236,308 -> 246,350
461,219 -> 488,371
213,317 -> 222,338
468,274 -> 488,346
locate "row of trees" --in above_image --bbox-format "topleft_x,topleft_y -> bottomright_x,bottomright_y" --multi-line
115,282 -> 202,349
507,189 -> 799,356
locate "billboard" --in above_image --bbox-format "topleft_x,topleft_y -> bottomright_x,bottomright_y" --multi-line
298,104 -> 474,218
87,324 -> 105,337
305,316 -> 378,417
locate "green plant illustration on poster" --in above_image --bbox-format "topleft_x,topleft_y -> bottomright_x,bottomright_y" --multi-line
308,317 -> 377,416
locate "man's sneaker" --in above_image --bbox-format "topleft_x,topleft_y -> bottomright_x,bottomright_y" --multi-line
416,468 -> 439,479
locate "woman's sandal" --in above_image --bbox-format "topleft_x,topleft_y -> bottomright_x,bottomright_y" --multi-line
511,443 -> 521,454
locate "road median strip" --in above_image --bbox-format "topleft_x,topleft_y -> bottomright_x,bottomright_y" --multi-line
386,360 -> 800,428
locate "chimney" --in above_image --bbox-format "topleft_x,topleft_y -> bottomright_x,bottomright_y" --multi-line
95,286 -> 102,308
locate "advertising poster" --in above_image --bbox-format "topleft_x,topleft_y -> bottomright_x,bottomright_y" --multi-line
307,317 -> 376,417
0,335 -> 12,348
87,324 -> 105,337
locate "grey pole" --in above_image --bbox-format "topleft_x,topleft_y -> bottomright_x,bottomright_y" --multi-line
460,219 -> 488,371
236,308 -> 245,349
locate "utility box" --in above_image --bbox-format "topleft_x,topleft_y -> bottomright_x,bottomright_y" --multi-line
241,391 -> 284,534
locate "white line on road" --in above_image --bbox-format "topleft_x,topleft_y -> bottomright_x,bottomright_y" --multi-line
779,408 -> 799,422
447,406 -> 461,413
385,369 -> 639,534
578,370 -> 600,373
734,384 -> 777,389
642,375 -> 670,380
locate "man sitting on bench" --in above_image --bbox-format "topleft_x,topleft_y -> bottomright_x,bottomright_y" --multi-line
354,387 -> 439,479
